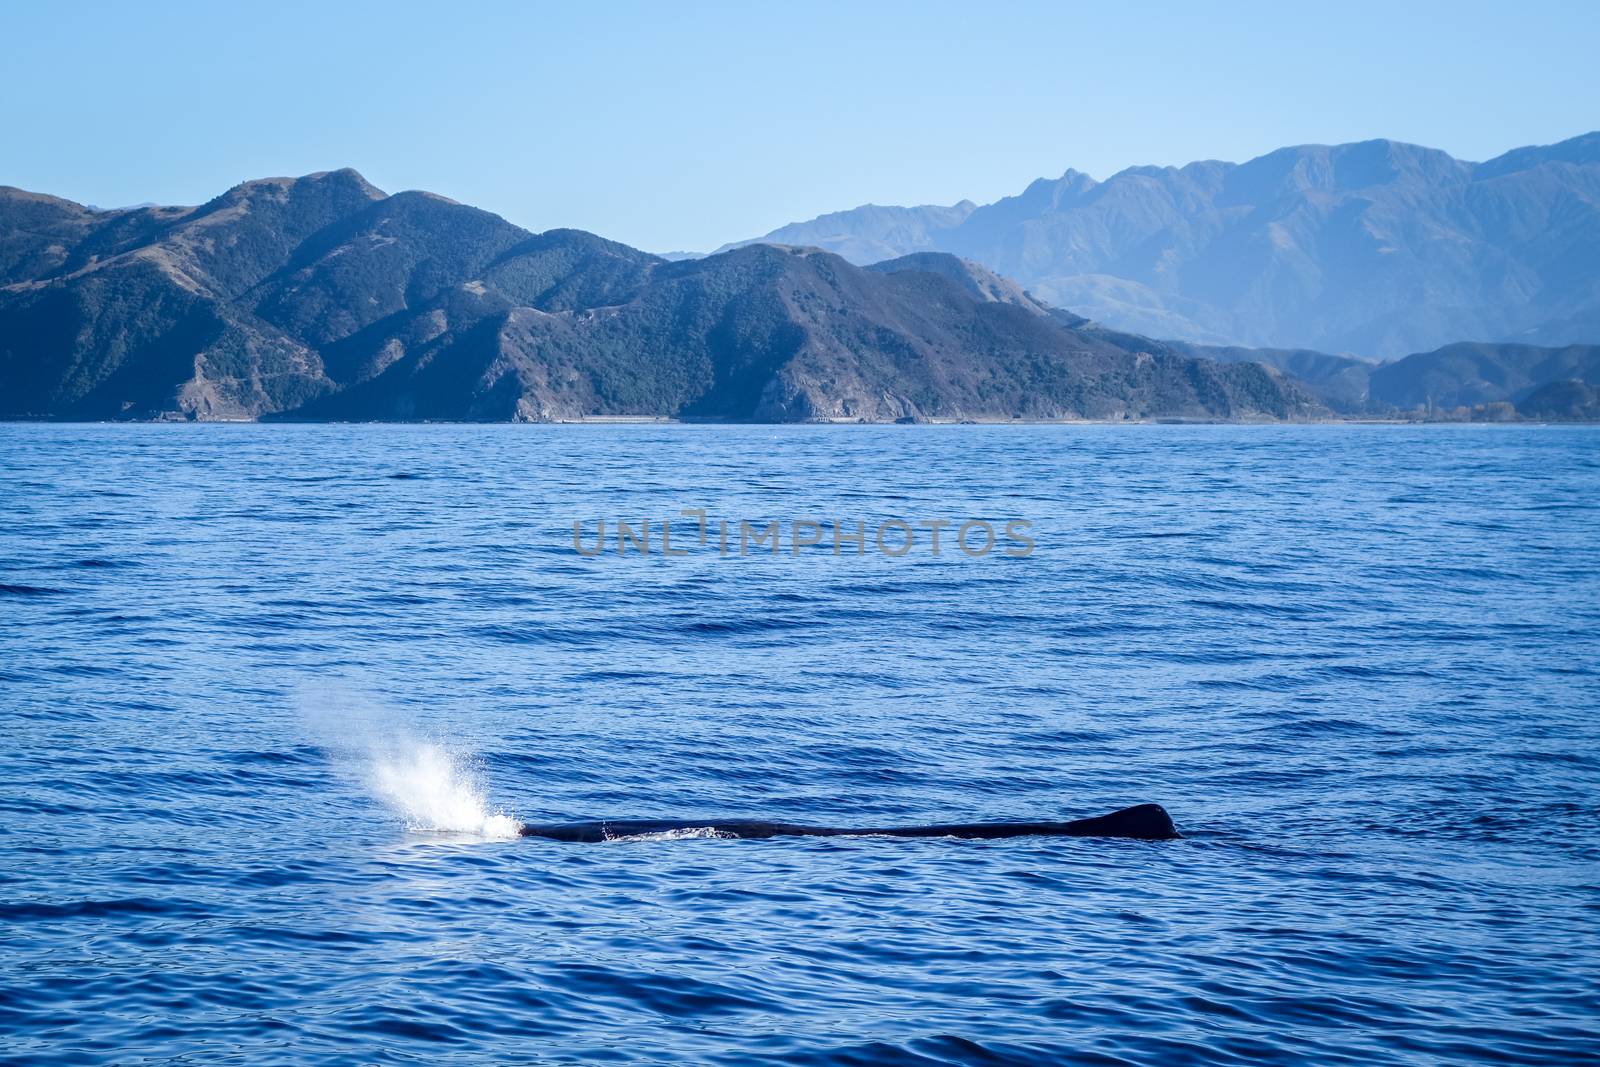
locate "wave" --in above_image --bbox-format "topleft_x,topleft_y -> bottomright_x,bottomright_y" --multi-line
602,826 -> 737,842
0,582 -> 64,597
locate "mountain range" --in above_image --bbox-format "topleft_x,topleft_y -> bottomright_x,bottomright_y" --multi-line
0,171 -> 1312,422
729,133 -> 1600,359
1,168 -> 1596,423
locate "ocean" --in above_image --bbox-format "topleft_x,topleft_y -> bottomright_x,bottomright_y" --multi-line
2,423 -> 1597,1064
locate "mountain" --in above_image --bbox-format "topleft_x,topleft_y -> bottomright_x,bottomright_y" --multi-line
0,170 -> 386,419
1367,342 -> 1600,411
1517,379 -> 1600,421
1167,343 -> 1380,412
733,133 -> 1600,358
723,202 -> 976,265
0,173 -> 1314,423
1187,338 -> 1600,415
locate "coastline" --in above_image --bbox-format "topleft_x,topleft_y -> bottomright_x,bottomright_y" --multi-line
0,415 -> 1590,427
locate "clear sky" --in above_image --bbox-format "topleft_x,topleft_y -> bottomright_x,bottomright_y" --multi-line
2,1 -> 1596,252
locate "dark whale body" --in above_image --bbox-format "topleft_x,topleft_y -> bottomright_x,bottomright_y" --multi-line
518,803 -> 1179,842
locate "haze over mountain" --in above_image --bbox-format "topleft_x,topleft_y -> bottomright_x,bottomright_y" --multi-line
0,171 -> 1313,423
729,133 -> 1600,359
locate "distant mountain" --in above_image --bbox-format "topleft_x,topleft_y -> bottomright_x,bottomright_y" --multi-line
734,133 -> 1600,358
1367,342 -> 1600,411
1187,338 -> 1600,415
1168,344 -> 1380,413
1517,379 -> 1600,421
722,201 -> 977,266
0,173 -> 1313,422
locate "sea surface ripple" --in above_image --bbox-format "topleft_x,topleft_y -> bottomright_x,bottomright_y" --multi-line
1,423 -> 1597,1065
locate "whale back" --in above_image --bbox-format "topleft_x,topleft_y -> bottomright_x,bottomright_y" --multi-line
517,804 -> 1181,842
1063,803 -> 1180,840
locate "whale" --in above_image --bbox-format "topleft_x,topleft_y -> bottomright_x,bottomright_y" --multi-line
517,802 -> 1179,842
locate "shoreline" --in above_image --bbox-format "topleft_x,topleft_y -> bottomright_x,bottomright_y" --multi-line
0,416 -> 1592,427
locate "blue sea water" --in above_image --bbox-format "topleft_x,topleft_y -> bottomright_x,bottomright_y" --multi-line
1,422 -> 1598,1065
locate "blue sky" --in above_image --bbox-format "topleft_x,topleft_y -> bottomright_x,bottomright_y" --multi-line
3,1 -> 1596,252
